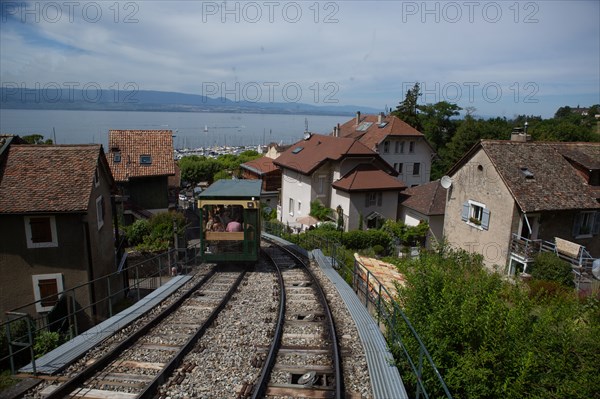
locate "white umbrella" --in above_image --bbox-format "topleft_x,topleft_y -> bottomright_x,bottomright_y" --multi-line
296,215 -> 319,226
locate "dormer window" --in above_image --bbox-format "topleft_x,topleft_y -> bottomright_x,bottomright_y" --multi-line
140,155 -> 152,165
113,152 -> 121,163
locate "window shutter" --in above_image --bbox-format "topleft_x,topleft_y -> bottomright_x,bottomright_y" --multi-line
593,211 -> 600,235
461,202 -> 469,221
38,279 -> 58,307
572,213 -> 583,237
481,209 -> 491,230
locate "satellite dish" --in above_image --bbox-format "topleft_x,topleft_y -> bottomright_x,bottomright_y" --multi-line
440,175 -> 452,189
303,131 -> 311,140
592,259 -> 600,280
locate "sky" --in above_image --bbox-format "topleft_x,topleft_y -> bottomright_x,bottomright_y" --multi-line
1,0 -> 599,118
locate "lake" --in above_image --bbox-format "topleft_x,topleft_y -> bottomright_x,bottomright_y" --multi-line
0,109 -> 348,149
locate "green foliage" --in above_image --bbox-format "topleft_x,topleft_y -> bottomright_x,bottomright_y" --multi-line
127,212 -> 186,252
124,219 -> 150,246
530,252 -> 575,288
342,229 -> 391,250
22,134 -> 53,144
393,82 -> 423,131
382,219 -> 429,246
390,249 -> 600,399
261,203 -> 277,221
372,244 -> 385,256
213,170 -> 231,181
179,155 -> 220,185
309,200 -> 330,221
0,370 -> 17,391
179,151 -> 262,185
33,330 -> 61,359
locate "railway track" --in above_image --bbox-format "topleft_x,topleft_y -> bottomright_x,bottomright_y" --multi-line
40,266 -> 246,399
254,239 -> 343,399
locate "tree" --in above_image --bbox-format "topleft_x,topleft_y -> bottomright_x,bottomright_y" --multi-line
310,200 -> 330,221
393,83 -> 423,131
418,101 -> 462,150
22,134 -> 53,144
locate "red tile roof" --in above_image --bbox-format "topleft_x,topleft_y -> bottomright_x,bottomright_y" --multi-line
332,164 -> 406,192
240,156 -> 279,175
449,140 -> 600,212
273,133 -> 377,175
108,130 -> 176,182
337,114 -> 426,150
0,144 -> 109,213
401,180 -> 447,215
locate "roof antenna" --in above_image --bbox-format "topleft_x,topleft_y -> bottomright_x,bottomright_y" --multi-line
304,117 -> 309,133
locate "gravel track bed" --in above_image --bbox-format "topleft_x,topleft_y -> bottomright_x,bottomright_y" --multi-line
159,259 -> 278,399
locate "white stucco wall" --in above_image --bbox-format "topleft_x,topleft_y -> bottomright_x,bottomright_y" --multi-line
378,137 -> 433,186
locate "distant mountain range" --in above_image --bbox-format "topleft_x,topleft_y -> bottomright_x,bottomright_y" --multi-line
0,87 -> 381,116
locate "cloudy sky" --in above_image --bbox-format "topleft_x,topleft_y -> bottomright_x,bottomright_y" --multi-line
1,0 -> 599,118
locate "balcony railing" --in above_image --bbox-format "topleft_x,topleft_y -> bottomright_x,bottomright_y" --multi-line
510,233 -> 596,280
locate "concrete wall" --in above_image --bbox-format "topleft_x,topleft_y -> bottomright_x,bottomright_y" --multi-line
280,169 -> 314,227
443,149 -> 519,270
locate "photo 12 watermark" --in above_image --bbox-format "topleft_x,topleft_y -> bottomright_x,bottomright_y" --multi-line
1,82 -> 139,103
200,81 -> 340,104
399,1 -> 540,24
1,1 -> 140,23
402,81 -> 540,105
200,1 -> 339,23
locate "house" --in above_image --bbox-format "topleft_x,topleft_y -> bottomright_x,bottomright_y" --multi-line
107,130 -> 176,222
443,139 -> 600,278
240,156 -> 281,209
335,112 -> 436,187
273,133 -> 405,231
0,141 -> 120,326
264,142 -> 291,159
399,180 -> 447,248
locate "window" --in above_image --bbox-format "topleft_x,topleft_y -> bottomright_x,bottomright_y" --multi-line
383,141 -> 390,154
365,192 -> 383,207
113,152 -> 121,163
292,146 -> 304,154
32,273 -> 63,313
24,216 -> 58,248
96,196 -> 105,230
413,163 -> 420,175
289,198 -> 294,216
318,175 -> 326,195
298,201 -> 302,213
461,200 -> 490,230
140,154 -> 152,164
394,141 -> 400,153
399,141 -> 405,153
409,141 -> 415,153
393,163 -> 403,174
572,211 -> 599,237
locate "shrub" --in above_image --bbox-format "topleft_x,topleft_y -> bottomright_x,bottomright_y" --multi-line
342,230 -> 391,250
124,219 -> 150,246
33,330 -> 61,359
530,252 -> 575,288
373,244 -> 385,256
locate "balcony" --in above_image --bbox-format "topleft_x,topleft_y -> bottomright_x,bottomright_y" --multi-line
510,233 -> 597,281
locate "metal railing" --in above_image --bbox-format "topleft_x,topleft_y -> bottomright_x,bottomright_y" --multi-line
262,221 -> 452,399
1,243 -> 204,375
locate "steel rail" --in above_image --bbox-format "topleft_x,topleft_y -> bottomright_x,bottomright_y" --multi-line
257,237 -> 344,399
44,268 -> 217,399
250,249 -> 286,399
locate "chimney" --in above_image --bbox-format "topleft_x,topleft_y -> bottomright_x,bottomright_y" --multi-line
333,125 -> 338,137
378,112 -> 384,124
510,127 -> 532,142
356,111 -> 361,125
337,123 -> 340,136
